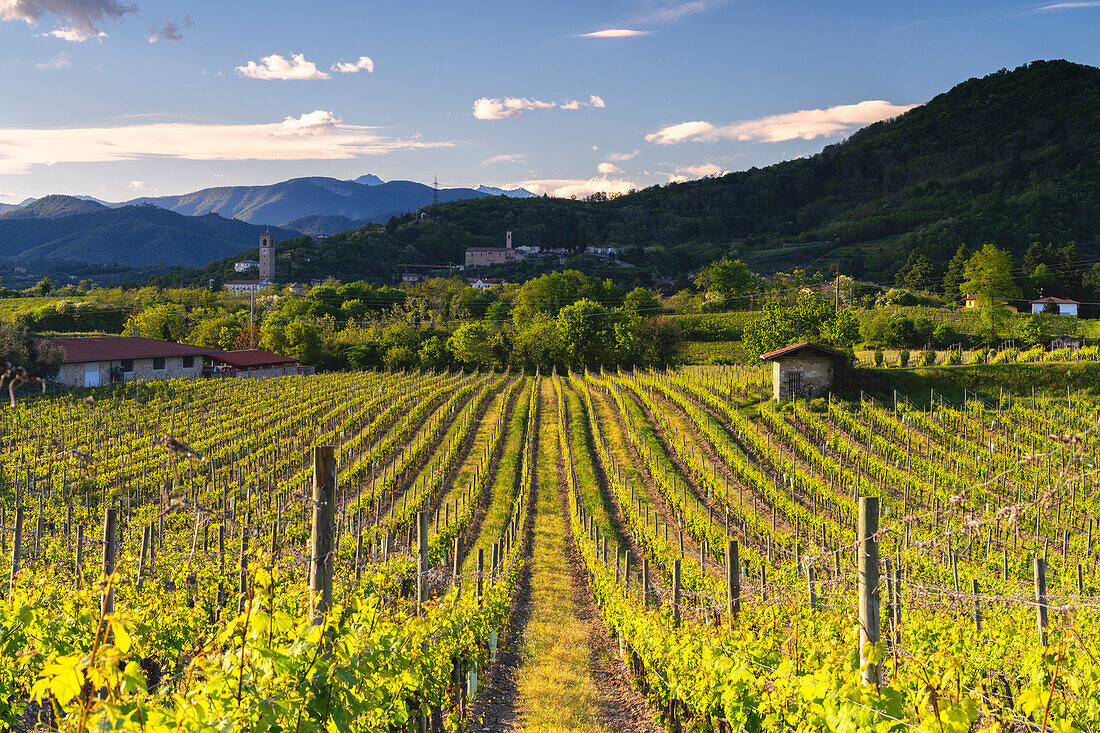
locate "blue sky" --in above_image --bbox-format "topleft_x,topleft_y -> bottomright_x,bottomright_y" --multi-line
1,0 -> 1099,203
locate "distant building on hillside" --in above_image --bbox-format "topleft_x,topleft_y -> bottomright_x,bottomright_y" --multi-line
465,230 -> 523,268
1031,297 -> 1078,316
962,295 -> 1018,313
467,278 -> 505,290
234,260 -> 259,273
224,280 -> 265,293
760,341 -> 844,401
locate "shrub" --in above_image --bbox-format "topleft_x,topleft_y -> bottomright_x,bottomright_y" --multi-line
918,350 -> 936,366
807,397 -> 828,413
873,349 -> 885,367
898,349 -> 911,367
967,348 -> 990,365
989,348 -> 1018,364
943,350 -> 961,365
1018,346 -> 1045,363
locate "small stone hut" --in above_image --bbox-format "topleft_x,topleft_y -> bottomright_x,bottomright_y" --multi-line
760,341 -> 844,400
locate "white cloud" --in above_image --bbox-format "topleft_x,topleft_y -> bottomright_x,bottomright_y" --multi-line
147,15 -> 192,43
480,153 -> 526,165
509,176 -> 637,198
47,25 -> 105,40
1028,1 -> 1100,10
332,55 -> 374,74
1,0 -> 134,41
646,100 -> 917,144
578,28 -> 651,37
591,145 -> 599,151
472,96 -> 557,120
667,161 -> 727,182
277,109 -> 340,135
606,149 -> 639,162
637,0 -> 722,24
473,94 -> 605,119
0,110 -> 448,174
597,162 -> 622,174
645,120 -> 715,145
129,179 -> 145,190
35,52 -> 71,69
236,53 -> 330,81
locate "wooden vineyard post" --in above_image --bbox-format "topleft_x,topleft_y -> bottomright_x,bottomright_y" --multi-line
137,525 -> 149,589
8,505 -> 22,597
217,525 -> 226,610
477,548 -> 484,607
101,507 -> 117,618
417,511 -> 428,615
238,517 -> 250,614
309,446 -> 336,626
807,566 -> 817,612
726,540 -> 740,622
75,525 -> 84,589
1034,558 -> 1048,647
858,497 -> 880,685
672,559 -> 681,628
971,579 -> 981,633
642,557 -> 650,609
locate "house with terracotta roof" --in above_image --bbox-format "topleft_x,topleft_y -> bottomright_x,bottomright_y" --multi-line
759,341 -> 844,401
1030,297 -> 1078,316
204,349 -> 306,379
40,337 -> 306,387
44,337 -> 210,387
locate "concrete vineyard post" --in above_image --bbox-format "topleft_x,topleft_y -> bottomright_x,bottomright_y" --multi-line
309,446 -> 336,625
453,538 -> 462,598
858,496 -> 880,685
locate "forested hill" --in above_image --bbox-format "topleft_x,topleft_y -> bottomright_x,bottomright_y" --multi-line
229,59 -> 1098,289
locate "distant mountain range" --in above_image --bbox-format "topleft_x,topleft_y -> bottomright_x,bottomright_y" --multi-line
1,175 -> 538,237
0,195 -> 299,268
119,176 -> 536,234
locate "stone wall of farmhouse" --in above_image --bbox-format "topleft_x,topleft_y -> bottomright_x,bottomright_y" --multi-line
57,356 -> 202,387
771,355 -> 836,400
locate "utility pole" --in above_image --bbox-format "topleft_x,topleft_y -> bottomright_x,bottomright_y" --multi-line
249,288 -> 255,348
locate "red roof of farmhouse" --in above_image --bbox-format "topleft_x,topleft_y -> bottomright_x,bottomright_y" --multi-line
759,341 -> 844,361
42,337 -> 212,363
209,350 -> 297,368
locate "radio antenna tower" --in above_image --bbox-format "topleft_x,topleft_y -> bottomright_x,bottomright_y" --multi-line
432,175 -> 439,206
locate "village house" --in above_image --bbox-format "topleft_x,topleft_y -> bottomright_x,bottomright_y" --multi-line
962,295 -> 1018,313
44,337 -> 209,387
1030,297 -> 1079,316
204,349 -> 306,378
41,337 -> 304,387
759,341 -> 844,401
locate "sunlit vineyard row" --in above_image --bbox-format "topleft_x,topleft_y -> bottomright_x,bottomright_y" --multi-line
0,366 -> 1097,731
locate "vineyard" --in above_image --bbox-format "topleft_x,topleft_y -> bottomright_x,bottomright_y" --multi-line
0,366 -> 1097,732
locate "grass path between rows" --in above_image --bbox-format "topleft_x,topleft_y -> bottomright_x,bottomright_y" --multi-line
511,379 -> 610,733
